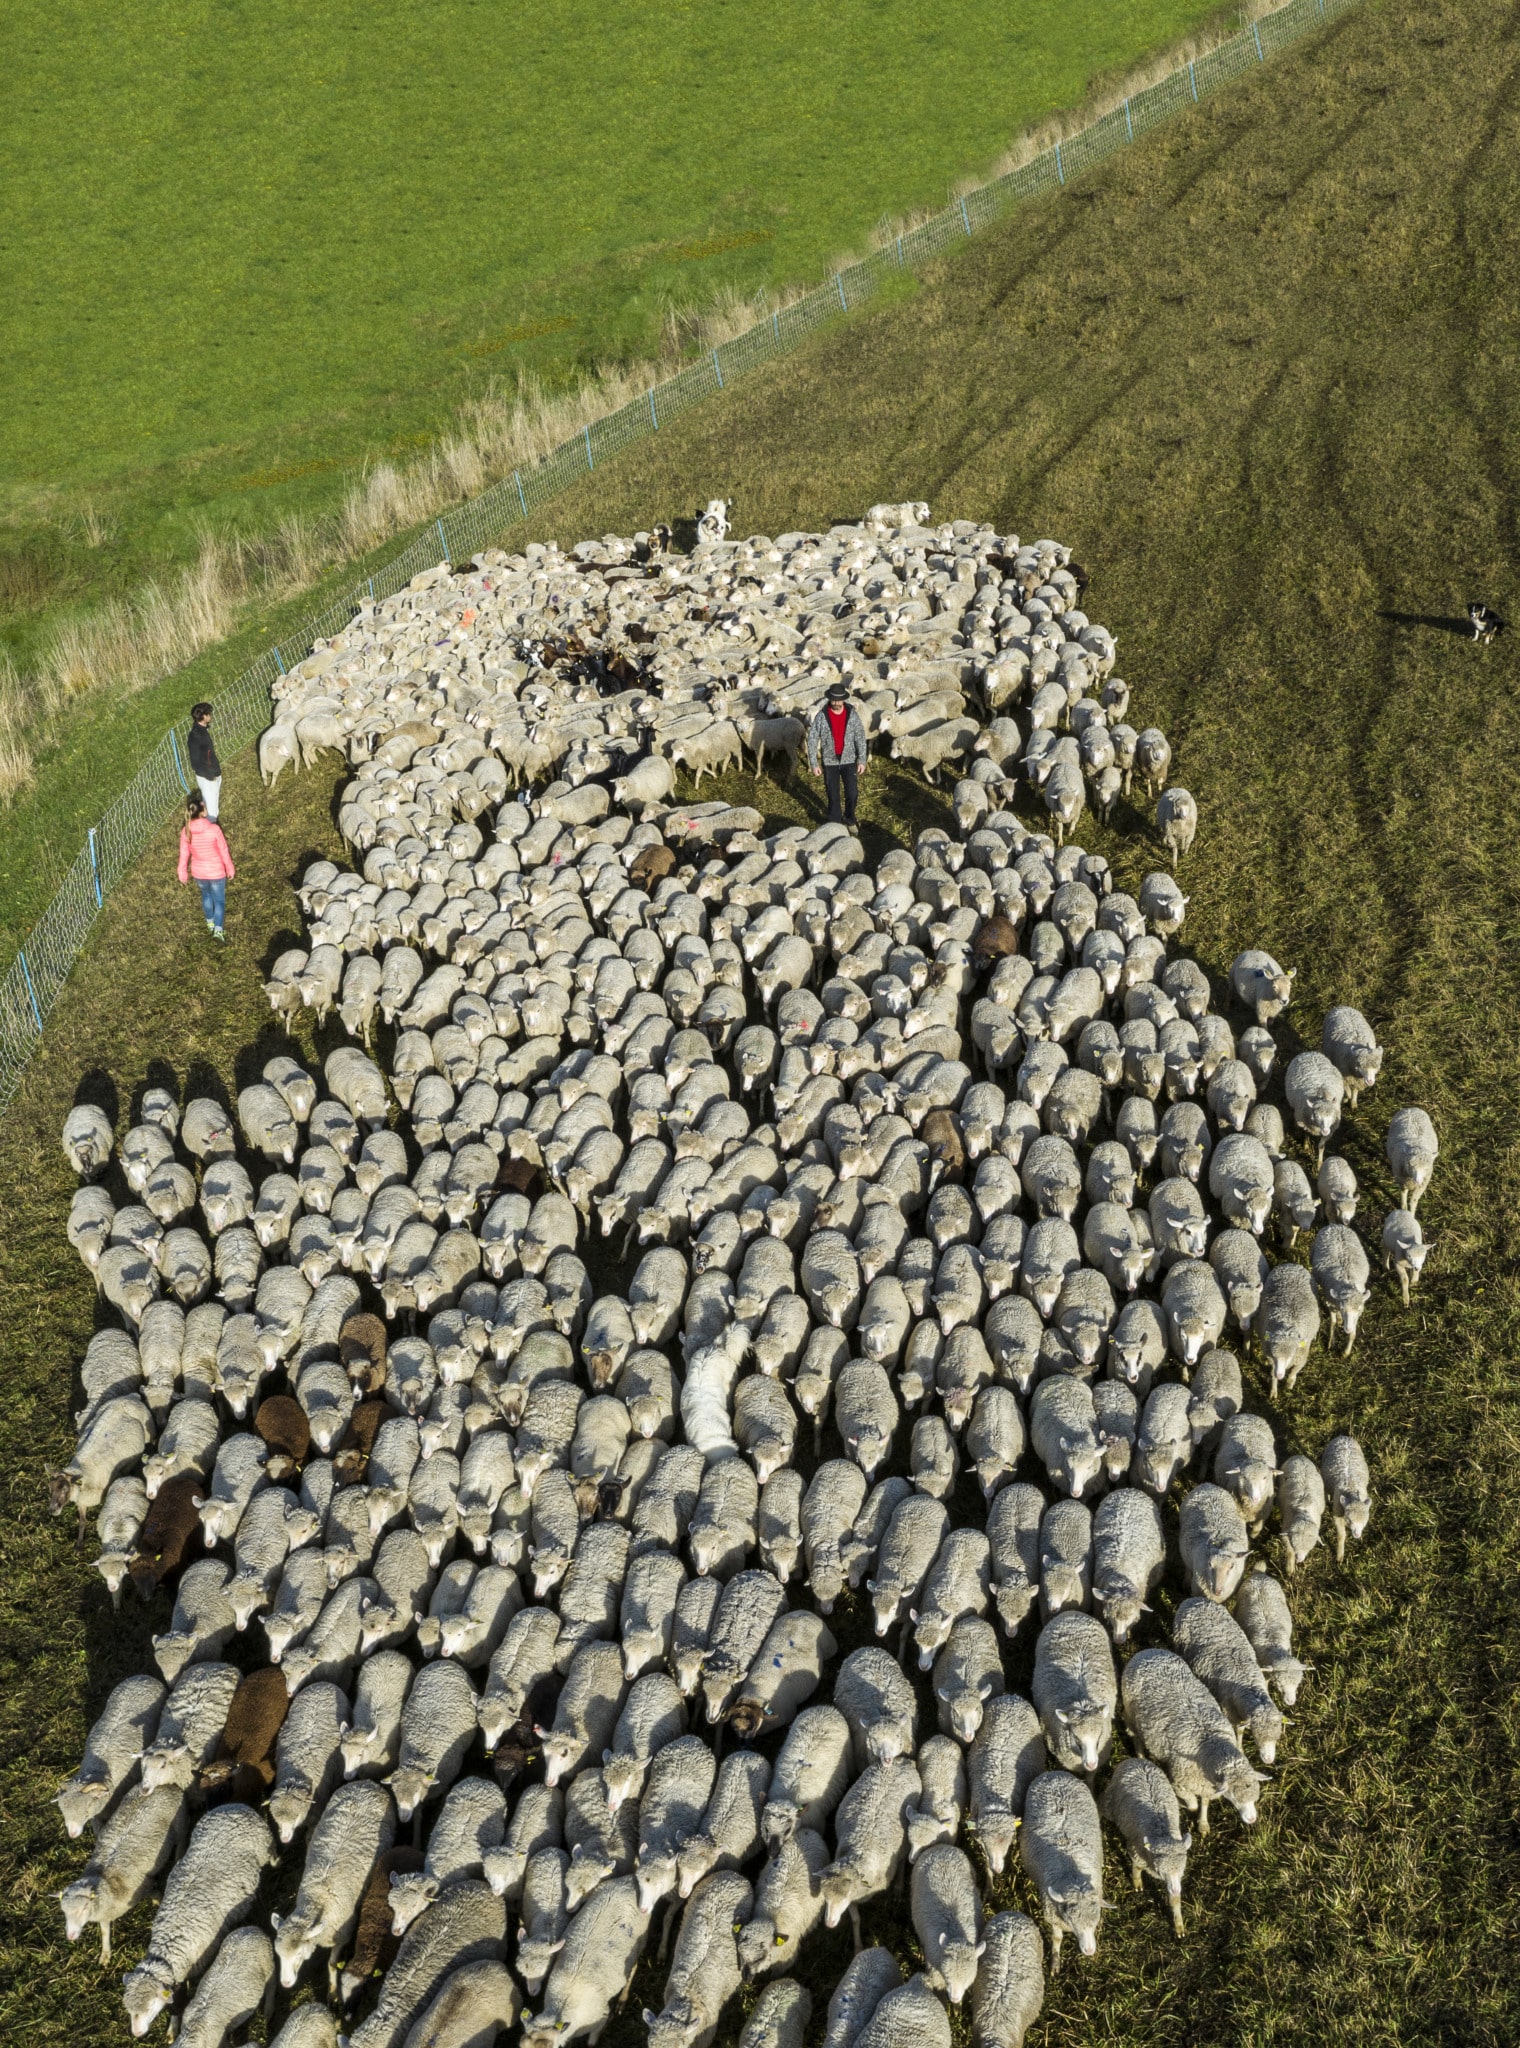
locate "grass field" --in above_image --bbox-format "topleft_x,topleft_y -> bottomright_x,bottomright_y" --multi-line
0,0 -> 1221,673
5,0 -> 1520,2038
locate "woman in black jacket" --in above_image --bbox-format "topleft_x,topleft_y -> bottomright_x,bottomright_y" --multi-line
187,701 -> 222,819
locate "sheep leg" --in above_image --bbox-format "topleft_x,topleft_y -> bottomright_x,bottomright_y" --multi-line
1399,1269 -> 1411,1309
1170,1892 -> 1186,1938
1130,1857 -> 1144,1893
99,1918 -> 111,1964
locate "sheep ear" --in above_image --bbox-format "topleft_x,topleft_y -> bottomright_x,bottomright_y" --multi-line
1182,1832 -> 1195,1851
642,2014 -> 658,2029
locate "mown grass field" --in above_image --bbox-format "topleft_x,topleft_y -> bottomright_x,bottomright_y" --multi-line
0,0 -> 1220,670
4,0 -> 1520,2039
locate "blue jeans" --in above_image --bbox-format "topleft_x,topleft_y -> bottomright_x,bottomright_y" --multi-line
196,878 -> 226,931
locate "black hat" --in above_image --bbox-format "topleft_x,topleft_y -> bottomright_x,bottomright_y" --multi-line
826,681 -> 848,701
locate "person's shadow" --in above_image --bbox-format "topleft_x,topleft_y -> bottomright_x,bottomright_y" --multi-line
1377,609 -> 1478,637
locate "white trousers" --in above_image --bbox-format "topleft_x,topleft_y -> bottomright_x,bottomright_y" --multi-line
196,775 -> 221,820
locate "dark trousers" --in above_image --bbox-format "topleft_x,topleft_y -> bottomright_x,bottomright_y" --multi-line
823,763 -> 858,824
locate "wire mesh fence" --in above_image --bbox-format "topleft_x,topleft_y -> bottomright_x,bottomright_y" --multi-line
0,0 -> 1356,1116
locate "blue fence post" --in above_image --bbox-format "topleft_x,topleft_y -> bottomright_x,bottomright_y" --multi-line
1055,142 -> 1065,185
960,196 -> 972,236
1189,59 -> 1199,98
712,350 -> 724,388
273,645 -> 286,676
649,389 -> 659,429
18,952 -> 42,1033
584,424 -> 594,469
368,577 -> 375,600
88,829 -> 102,909
1125,97 -> 1134,141
168,729 -> 191,793
896,235 -> 904,266
1252,20 -> 1265,57
773,310 -> 781,342
836,274 -> 848,313
515,470 -> 528,520
436,518 -> 449,563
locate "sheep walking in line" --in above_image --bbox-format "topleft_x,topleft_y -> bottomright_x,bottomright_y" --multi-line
46,503 -> 1401,2048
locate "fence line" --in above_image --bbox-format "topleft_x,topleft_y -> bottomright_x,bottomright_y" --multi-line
0,0 -> 1357,1114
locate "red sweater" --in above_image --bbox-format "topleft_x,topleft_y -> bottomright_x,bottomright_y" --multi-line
178,818 -> 235,882
827,705 -> 850,759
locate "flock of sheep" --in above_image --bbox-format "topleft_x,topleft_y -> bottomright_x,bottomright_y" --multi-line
51,504 -> 1431,2048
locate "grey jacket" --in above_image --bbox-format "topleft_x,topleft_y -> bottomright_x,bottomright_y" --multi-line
807,703 -> 870,771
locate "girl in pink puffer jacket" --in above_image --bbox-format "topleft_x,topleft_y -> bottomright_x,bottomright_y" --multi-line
177,793 -> 235,941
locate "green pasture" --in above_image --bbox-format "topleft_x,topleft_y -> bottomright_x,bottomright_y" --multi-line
0,0 -> 1223,669
4,0 -> 1520,2040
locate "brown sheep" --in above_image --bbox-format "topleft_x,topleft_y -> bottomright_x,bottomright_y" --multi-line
339,1846 -> 427,2006
572,1472 -> 628,1522
921,1109 -> 967,1187
334,1397 -> 398,1488
496,1155 -> 543,1198
254,1394 -> 311,1485
198,1665 -> 290,1795
127,1471 -> 206,1600
339,1311 -> 387,1390
489,1672 -> 558,1795
202,1759 -> 274,1811
629,843 -> 676,892
971,913 -> 1021,975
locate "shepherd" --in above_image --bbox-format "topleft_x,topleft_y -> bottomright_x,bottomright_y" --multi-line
807,680 -> 869,827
